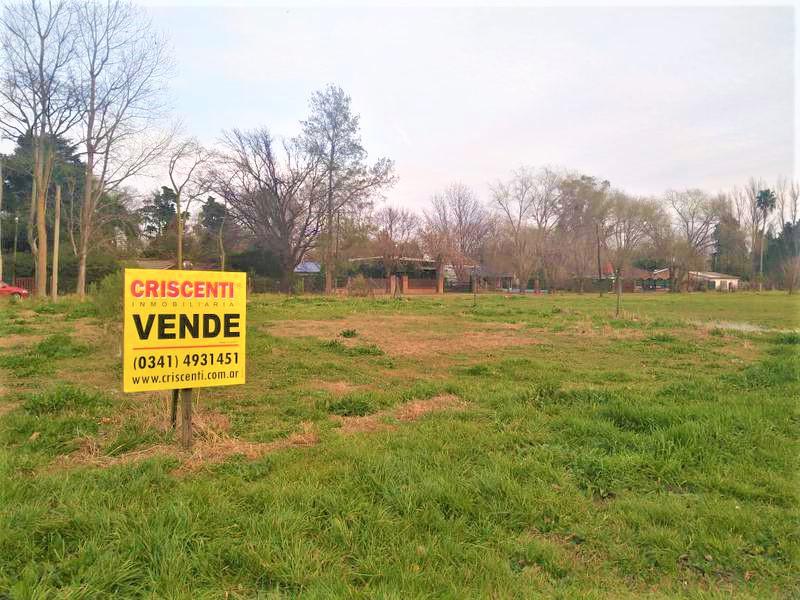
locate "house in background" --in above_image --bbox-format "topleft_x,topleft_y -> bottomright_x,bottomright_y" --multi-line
294,261 -> 321,276
688,271 -> 740,291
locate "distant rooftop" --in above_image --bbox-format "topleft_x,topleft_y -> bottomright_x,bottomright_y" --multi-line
295,261 -> 321,274
690,271 -> 740,280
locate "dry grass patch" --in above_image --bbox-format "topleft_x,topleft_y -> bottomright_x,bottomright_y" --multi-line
269,316 -> 544,358
51,418 -> 319,473
0,333 -> 43,349
312,380 -> 365,395
333,393 -> 465,434
49,392 -> 320,473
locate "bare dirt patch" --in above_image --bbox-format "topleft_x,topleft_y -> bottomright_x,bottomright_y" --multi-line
0,333 -> 44,349
268,316 -> 543,358
333,393 -> 465,434
0,400 -> 18,416
71,320 -> 109,346
312,380 -> 364,395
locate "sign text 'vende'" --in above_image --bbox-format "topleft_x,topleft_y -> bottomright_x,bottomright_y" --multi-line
123,269 -> 247,393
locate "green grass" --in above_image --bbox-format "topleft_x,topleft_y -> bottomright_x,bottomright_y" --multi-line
0,333 -> 89,377
0,291 -> 798,597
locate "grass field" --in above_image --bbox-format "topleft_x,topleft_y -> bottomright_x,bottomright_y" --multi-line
0,291 -> 798,598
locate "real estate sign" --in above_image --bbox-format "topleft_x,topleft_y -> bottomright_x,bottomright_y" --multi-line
123,269 -> 247,392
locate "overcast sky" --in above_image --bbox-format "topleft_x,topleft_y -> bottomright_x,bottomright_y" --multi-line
143,4 -> 794,209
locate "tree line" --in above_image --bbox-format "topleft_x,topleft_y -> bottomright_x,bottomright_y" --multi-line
0,1 -> 797,300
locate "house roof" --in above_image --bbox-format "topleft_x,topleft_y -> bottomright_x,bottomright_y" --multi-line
133,259 -> 175,270
349,256 -> 432,264
294,261 -> 321,274
690,271 -> 740,280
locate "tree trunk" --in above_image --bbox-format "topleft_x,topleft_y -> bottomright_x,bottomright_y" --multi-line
35,163 -> 48,298
51,185 -> 61,301
615,273 -> 622,317
218,225 -> 226,271
12,209 -> 19,283
28,179 -> 38,292
596,227 -> 604,297
759,232 -> 765,292
280,270 -> 292,294
176,191 -> 183,269
324,149 -> 335,295
77,160 -> 94,298
77,244 -> 88,298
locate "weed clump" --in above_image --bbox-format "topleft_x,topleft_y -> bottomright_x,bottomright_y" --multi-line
326,393 -> 376,417
0,333 -> 89,377
33,333 -> 89,360
774,332 -> 800,345
321,339 -> 383,356
23,385 -> 110,416
647,333 -> 676,343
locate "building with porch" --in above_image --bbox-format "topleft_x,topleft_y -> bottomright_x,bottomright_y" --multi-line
688,271 -> 740,291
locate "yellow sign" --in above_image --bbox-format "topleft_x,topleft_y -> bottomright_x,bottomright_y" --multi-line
123,269 -> 247,392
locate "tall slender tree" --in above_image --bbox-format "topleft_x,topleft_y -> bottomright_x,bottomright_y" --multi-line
424,184 -> 492,282
73,0 -> 171,297
605,193 -> 656,315
756,188 -> 777,291
0,0 -> 80,296
301,85 -> 394,293
166,138 -> 211,269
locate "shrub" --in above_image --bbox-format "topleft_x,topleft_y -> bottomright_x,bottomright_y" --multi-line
349,274 -> 373,298
90,270 -> 124,323
33,333 -> 89,359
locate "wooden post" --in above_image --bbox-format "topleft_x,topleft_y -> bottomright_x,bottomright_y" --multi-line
172,248 -> 192,443
12,212 -> 19,284
180,388 -> 193,449
170,390 -> 178,429
51,184 -> 61,301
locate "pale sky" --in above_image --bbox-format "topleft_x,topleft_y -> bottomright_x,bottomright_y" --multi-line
67,3 -> 800,208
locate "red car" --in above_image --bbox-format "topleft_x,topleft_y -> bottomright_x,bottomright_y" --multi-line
0,281 -> 29,299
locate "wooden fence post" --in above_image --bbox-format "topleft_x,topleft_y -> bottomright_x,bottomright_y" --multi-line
180,388 -> 193,449
170,390 -> 178,429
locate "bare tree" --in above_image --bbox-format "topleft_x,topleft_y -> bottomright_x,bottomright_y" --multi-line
73,0 -> 171,296
217,128 -> 325,292
0,0 -> 80,296
166,137 -> 212,269
491,168 -> 537,292
605,193 -> 656,315
302,85 -> 395,293
556,174 -> 610,292
665,188 -> 723,288
373,205 -> 419,281
424,183 -> 491,281
491,167 -> 563,292
775,177 -> 799,228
